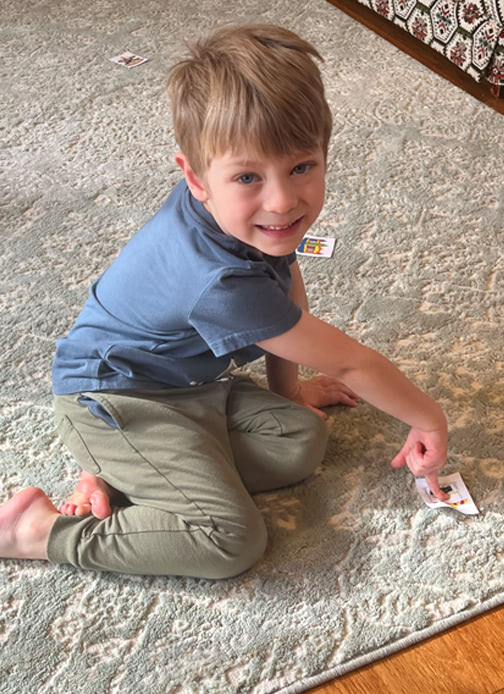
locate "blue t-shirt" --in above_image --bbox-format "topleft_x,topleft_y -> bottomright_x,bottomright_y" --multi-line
52,181 -> 302,394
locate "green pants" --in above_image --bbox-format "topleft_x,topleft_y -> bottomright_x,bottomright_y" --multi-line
50,377 -> 328,578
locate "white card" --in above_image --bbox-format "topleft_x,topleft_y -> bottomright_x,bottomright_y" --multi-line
110,52 -> 148,68
296,235 -> 336,258
416,472 -> 480,515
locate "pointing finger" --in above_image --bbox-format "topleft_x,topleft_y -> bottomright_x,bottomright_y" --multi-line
425,471 -> 449,501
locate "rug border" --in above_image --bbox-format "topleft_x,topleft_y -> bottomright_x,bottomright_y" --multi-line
277,594 -> 504,694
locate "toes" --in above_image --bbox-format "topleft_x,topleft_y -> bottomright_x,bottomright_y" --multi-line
58,478 -> 113,520
74,503 -> 92,517
90,492 -> 112,520
59,502 -> 77,516
59,501 -> 92,517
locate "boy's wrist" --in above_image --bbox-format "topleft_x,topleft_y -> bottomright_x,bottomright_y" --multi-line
419,402 -> 447,434
269,379 -> 301,400
265,353 -> 300,398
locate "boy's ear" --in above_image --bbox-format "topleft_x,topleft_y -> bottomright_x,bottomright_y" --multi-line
174,153 -> 209,202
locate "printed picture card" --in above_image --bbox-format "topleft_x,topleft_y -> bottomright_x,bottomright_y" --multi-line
416,472 -> 480,515
110,52 -> 149,68
296,235 -> 336,258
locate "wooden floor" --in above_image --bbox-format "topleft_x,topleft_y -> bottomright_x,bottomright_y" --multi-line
307,604 -> 504,694
325,0 -> 504,115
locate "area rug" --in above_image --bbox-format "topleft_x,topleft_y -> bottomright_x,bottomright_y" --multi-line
1,1 -> 503,692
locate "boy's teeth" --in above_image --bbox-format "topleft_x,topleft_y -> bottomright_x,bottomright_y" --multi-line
262,223 -> 291,230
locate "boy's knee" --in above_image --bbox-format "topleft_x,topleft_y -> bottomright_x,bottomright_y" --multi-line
288,408 -> 328,481
304,408 -> 329,456
207,512 -> 268,579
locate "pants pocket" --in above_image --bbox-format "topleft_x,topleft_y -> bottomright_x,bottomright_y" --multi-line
80,391 -> 126,430
56,414 -> 102,474
78,394 -> 120,429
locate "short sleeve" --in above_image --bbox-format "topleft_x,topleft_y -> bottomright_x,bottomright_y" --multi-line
189,267 -> 302,357
287,251 -> 298,264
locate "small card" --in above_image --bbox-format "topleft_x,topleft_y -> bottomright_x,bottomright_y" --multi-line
296,235 -> 336,258
416,472 -> 480,515
110,52 -> 148,68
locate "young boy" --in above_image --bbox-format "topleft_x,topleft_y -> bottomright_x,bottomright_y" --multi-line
0,24 -> 448,579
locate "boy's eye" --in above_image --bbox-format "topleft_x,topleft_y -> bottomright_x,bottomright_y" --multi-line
236,173 -> 258,185
292,163 -> 312,175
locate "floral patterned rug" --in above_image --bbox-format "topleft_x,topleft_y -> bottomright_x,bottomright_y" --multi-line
1,1 -> 503,692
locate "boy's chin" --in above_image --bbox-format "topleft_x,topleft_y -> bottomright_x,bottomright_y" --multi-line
253,240 -> 302,257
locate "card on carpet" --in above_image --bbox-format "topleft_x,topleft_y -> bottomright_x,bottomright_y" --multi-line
416,472 -> 480,515
109,52 -> 148,68
297,235 -> 336,258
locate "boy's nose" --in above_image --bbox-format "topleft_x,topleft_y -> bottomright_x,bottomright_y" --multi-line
262,180 -> 297,214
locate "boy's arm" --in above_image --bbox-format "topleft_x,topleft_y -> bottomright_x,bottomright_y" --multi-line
265,260 -> 305,397
287,258 -> 309,312
257,310 -> 448,498
265,261 -> 358,417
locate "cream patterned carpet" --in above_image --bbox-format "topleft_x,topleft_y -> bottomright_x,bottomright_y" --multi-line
1,1 -> 503,692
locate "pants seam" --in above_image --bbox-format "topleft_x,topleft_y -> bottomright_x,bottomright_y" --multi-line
85,527 -> 242,539
88,527 -> 202,537
116,427 -> 218,526
269,412 -> 284,436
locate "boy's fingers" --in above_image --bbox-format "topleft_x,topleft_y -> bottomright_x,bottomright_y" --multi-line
338,386 -> 359,401
425,471 -> 449,501
315,376 -> 359,399
332,392 -> 359,407
390,448 -> 407,469
307,404 -> 328,420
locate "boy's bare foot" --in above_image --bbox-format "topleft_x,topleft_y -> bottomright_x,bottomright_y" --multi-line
59,471 -> 113,520
0,487 -> 59,560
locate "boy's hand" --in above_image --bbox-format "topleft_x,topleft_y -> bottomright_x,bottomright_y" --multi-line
291,375 -> 359,419
391,427 -> 449,500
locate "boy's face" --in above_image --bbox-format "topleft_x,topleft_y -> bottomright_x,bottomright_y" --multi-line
177,146 -> 326,256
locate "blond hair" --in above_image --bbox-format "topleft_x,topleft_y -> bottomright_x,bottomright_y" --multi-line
167,24 -> 332,175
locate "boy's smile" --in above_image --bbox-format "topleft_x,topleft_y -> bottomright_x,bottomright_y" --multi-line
176,147 -> 326,256
255,217 -> 303,237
